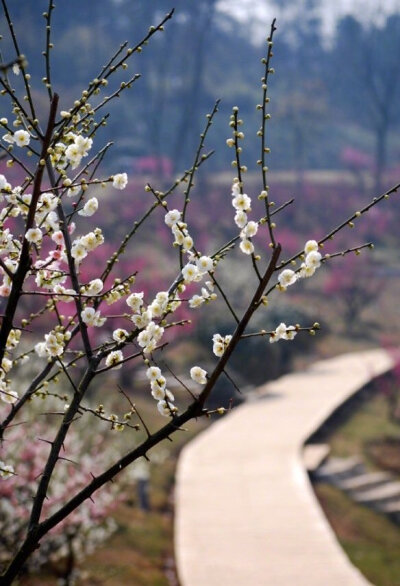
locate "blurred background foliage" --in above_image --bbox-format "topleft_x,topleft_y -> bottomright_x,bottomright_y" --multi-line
2,0 -> 400,186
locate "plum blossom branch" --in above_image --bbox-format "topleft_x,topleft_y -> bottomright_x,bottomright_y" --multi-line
43,0 -> 55,101
0,93 -> 59,369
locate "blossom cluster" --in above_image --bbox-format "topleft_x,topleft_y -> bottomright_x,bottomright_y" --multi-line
278,239 -> 322,291
164,208 -> 217,307
212,333 -> 232,357
0,415 -> 131,575
145,363 -> 208,417
2,128 -> 30,148
269,322 -> 296,343
0,121 -> 130,419
231,180 -> 259,255
0,331 -> 20,405
146,365 -> 177,416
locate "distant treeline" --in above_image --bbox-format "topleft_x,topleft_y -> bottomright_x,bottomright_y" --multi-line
2,0 -> 400,192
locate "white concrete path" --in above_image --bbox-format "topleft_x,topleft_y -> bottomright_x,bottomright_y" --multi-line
175,349 -> 394,586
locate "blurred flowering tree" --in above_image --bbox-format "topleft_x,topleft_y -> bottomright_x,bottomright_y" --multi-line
0,406 -> 122,583
0,3 -> 398,583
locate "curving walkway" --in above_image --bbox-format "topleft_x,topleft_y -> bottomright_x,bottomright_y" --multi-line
174,349 -> 394,586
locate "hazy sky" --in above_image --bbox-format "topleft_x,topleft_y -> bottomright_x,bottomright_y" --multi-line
217,0 -> 400,41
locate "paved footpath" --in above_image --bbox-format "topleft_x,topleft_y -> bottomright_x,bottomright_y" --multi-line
175,349 -> 394,586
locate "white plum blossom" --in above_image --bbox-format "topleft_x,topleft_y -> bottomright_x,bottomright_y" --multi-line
241,221 -> 258,238
157,399 -> 177,417
112,173 -> 128,190
44,331 -> 65,357
0,174 -> 11,192
38,192 -> 58,213
298,263 -> 316,279
182,263 -> 199,283
71,240 -> 88,263
155,291 -> 169,307
230,179 -> 258,256
34,342 -> 47,358
13,129 -> 30,147
137,321 -> 164,354
189,294 -> 205,309
1,358 -> 12,374
65,144 -> 82,169
305,250 -> 322,269
85,278 -> 104,296
6,329 -> 21,351
81,228 -> 104,250
105,350 -> 123,369
234,210 -> 248,228
278,269 -> 297,290
212,333 -> 232,357
296,240 -> 322,279
304,239 -> 319,255
64,133 -> 93,168
112,328 -> 128,342
239,238 -> 254,255
151,384 -> 167,401
182,235 -> 194,252
75,135 -> 93,155
126,292 -> 144,313
146,366 -> 162,381
150,375 -> 166,393
43,211 -> 59,232
190,366 -> 207,385
149,300 -> 163,317
147,321 -> 164,341
131,310 -> 152,329
196,256 -> 213,273
0,461 -> 14,478
67,185 -> 80,198
78,197 -> 98,217
232,193 -> 251,212
25,228 -> 42,244
53,285 -> 75,302
1,389 -> 18,404
171,224 -> 185,245
2,134 -> 14,145
231,181 -> 241,196
164,209 -> 181,227
81,307 -> 106,327
269,322 -> 297,343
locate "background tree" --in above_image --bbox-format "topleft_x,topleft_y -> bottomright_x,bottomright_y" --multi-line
329,14 -> 400,194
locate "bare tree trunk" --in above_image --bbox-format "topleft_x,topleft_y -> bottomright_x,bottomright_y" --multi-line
374,120 -> 388,195
173,0 -> 217,169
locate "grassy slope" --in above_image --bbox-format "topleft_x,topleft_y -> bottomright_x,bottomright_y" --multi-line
313,391 -> 400,586
315,483 -> 400,586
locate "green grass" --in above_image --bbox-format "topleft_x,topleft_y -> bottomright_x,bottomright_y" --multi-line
326,392 -> 400,465
315,483 -> 400,586
313,385 -> 400,586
